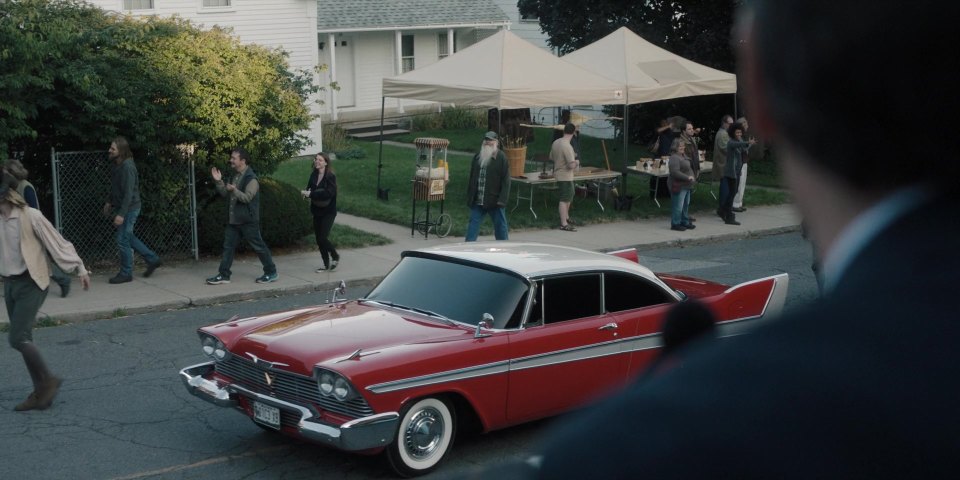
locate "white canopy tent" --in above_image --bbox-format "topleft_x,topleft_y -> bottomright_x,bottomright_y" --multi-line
376,29 -> 624,198
562,26 -> 738,172
563,26 -> 737,104
381,29 -> 625,108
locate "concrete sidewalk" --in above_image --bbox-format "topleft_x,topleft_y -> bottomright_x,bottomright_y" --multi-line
1,203 -> 800,325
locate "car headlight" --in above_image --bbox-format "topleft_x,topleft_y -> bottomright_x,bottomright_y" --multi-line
213,342 -> 228,361
201,337 -> 216,356
200,335 -> 229,362
316,369 -> 356,402
333,377 -> 351,401
319,372 -> 336,397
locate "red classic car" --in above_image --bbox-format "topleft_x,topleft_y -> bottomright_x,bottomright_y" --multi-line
180,242 -> 787,476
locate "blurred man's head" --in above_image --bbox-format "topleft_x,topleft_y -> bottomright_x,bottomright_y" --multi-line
737,0 -> 956,194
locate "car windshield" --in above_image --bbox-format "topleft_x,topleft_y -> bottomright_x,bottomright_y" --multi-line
364,256 -> 529,328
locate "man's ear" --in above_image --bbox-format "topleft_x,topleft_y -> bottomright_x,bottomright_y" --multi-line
736,11 -> 778,140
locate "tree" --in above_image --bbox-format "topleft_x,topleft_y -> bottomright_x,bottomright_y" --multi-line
1,0 -> 317,175
517,0 -> 742,145
1,0 -> 322,254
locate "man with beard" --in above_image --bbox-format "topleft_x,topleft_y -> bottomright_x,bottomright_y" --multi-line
103,136 -> 162,284
465,131 -> 511,241
206,148 -> 278,284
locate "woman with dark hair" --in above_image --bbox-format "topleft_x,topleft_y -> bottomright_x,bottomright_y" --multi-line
302,152 -> 340,272
667,138 -> 696,231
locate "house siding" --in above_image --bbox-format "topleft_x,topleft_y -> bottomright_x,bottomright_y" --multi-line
493,0 -> 551,52
83,1 -> 322,152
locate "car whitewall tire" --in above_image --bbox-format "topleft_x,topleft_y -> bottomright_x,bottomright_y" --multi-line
386,396 -> 456,477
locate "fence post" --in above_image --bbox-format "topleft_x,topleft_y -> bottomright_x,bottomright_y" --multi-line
190,158 -> 198,260
50,147 -> 62,232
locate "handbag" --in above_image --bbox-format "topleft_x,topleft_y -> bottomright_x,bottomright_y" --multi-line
311,197 -> 331,208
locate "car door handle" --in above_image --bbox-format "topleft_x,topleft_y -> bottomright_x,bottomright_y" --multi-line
598,323 -> 618,331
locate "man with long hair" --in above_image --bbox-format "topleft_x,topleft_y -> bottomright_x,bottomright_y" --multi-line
103,136 -> 162,284
464,131 -> 510,241
1,172 -> 90,410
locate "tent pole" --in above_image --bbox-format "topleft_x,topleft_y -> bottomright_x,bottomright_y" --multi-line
734,93 -> 738,120
377,96 -> 388,201
622,100 -> 629,191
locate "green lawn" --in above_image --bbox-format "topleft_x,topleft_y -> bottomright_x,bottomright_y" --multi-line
271,136 -> 789,239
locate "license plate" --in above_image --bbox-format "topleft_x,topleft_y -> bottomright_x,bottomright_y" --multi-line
253,401 -> 281,430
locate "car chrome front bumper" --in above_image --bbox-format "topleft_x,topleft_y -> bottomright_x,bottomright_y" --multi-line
179,362 -> 399,451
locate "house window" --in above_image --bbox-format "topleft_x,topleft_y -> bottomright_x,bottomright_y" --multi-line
401,35 -> 415,73
520,12 -> 539,23
123,0 -> 154,9
202,0 -> 231,6
438,32 -> 456,59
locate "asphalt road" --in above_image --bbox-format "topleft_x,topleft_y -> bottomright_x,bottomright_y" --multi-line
0,232 -> 818,480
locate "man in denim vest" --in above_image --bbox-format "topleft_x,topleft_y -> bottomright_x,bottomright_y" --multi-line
206,148 -> 277,285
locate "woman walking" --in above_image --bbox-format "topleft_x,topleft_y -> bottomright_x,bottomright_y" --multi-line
302,152 -> 340,272
667,139 -> 696,231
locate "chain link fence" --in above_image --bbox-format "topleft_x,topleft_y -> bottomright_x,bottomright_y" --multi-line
51,150 -> 197,271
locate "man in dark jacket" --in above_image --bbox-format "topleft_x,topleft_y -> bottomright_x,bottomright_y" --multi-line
206,148 -> 277,284
103,136 -> 161,284
465,1 -> 960,478
464,131 -> 510,241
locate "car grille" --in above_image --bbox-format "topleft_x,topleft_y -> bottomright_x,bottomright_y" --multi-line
216,355 -> 375,420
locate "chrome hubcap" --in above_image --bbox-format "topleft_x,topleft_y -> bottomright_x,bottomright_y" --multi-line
403,407 -> 444,459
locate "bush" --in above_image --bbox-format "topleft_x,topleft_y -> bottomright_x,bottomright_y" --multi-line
411,107 -> 486,131
197,178 -> 312,254
322,123 -> 351,153
333,146 -> 366,160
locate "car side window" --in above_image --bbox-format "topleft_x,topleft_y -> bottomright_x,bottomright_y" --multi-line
604,271 -> 674,312
540,274 -> 602,324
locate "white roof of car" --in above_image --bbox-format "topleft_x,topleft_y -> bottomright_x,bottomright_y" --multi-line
411,242 -> 661,281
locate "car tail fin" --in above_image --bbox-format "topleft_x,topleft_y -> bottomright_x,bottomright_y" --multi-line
700,273 -> 789,337
608,247 -> 639,264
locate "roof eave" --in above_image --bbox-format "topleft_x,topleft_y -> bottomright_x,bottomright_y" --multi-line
318,21 -> 511,34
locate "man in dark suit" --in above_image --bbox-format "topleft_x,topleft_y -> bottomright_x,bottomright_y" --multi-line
464,1 -> 960,478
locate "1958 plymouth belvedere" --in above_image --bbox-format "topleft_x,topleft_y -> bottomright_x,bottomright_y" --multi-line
180,242 -> 787,476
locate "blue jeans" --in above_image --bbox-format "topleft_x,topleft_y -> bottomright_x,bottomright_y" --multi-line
116,209 -> 159,276
218,222 -> 276,277
465,205 -> 509,241
670,188 -> 692,226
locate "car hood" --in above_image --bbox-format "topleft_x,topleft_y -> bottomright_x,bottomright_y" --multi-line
218,302 -> 468,375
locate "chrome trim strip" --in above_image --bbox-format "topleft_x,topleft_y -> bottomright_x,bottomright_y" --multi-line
365,314 -> 769,395
366,360 -> 510,394
179,361 -> 399,451
509,337 -> 623,371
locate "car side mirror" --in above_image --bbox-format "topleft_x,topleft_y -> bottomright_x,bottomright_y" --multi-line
474,313 -> 494,338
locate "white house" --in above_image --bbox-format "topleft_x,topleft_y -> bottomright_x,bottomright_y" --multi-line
315,0 -> 510,122
85,0 -> 324,150
83,1 -> 552,143
492,0 -> 551,51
